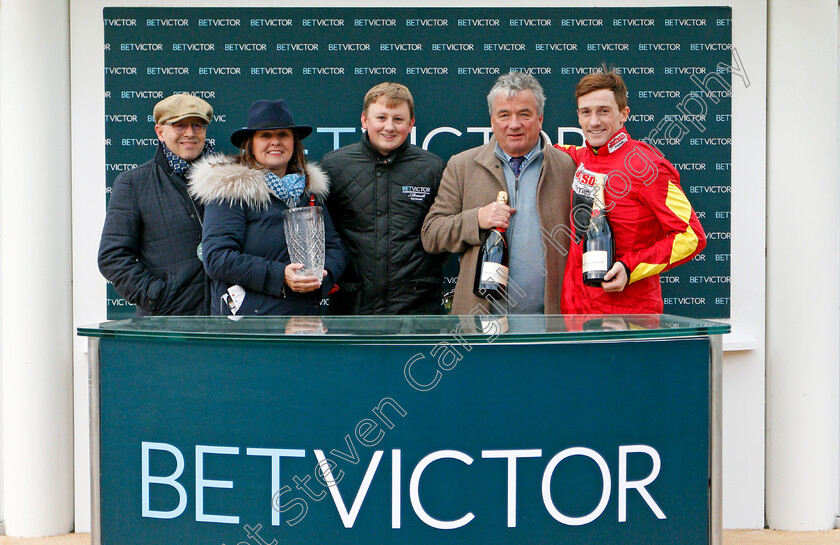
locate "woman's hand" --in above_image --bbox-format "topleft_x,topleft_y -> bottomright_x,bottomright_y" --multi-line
285,264 -> 326,293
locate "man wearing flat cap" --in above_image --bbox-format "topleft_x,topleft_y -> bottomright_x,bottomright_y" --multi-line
98,94 -> 216,315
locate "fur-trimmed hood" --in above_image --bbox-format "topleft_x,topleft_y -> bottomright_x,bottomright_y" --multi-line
188,154 -> 330,208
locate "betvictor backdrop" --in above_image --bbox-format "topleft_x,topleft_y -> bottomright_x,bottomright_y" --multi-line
104,6 -> 733,319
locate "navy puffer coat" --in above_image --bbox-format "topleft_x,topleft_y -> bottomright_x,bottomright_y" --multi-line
189,155 -> 347,316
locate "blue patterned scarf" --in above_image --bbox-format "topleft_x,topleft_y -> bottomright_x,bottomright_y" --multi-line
161,141 -> 215,175
265,171 -> 305,206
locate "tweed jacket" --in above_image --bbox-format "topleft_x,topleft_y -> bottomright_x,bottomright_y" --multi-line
421,135 -> 576,315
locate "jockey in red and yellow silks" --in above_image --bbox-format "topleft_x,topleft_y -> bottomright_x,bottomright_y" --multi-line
556,126 -> 706,314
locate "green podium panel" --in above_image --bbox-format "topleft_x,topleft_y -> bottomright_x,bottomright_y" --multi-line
79,315 -> 728,545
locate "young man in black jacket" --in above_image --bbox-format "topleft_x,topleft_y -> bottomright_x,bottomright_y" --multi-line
98,94 -> 215,316
322,82 -> 445,315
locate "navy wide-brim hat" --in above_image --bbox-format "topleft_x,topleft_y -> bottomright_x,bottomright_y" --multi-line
230,99 -> 313,148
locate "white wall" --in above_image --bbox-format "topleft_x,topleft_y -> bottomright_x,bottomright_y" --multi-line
69,0 -> 106,530
766,0 -> 840,531
714,0 -> 767,529
68,0 -> 770,532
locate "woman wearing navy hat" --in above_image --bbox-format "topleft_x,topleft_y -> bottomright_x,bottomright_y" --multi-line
189,99 -> 347,315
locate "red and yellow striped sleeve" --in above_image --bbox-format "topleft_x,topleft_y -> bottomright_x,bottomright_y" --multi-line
622,177 -> 706,283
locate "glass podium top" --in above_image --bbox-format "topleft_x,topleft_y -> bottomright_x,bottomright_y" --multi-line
78,314 -> 729,344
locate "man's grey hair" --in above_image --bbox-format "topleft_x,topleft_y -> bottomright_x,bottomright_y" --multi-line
487,72 -> 546,117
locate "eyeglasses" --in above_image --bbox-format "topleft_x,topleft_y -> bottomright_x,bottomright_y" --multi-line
166,121 -> 207,134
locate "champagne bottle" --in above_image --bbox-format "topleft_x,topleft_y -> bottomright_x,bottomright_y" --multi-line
474,191 -> 510,299
582,174 -> 615,287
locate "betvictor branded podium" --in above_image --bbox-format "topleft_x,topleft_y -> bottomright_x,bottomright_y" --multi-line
79,314 -> 728,545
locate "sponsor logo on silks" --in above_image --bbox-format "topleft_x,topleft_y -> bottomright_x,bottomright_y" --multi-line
608,131 -> 629,153
402,185 -> 431,201
572,163 -> 601,197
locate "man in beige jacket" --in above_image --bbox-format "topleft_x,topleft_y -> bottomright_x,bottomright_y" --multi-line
422,73 -> 575,315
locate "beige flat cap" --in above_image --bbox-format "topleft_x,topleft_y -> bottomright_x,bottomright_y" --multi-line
154,94 -> 213,125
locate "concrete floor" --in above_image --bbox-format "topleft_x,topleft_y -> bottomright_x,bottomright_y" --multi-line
0,531 -> 838,544
724,530 -> 840,544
